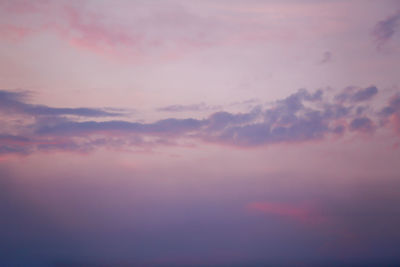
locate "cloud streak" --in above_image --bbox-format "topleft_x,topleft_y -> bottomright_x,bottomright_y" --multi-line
157,103 -> 221,113
0,90 -> 122,117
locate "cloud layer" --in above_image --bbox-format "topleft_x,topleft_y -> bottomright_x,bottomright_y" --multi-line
1,85 -> 398,156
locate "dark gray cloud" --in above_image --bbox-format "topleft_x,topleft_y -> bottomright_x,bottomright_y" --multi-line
0,90 -> 122,117
372,10 -> 400,49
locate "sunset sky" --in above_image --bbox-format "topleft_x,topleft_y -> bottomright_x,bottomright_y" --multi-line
1,0 -> 400,266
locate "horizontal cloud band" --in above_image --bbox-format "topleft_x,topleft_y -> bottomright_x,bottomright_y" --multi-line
1,86 -> 399,155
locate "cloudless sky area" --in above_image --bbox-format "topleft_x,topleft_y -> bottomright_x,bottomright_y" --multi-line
1,0 -> 400,266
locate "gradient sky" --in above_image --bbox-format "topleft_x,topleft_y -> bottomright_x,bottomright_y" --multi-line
1,0 -> 400,266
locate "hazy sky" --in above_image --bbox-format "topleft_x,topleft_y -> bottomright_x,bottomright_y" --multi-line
1,0 -> 400,266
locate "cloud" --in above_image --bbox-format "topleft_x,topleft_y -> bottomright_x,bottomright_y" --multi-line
0,134 -> 32,155
0,86 -> 399,155
201,89 -> 328,146
381,93 -> 400,116
0,134 -> 30,143
30,87 -> 377,147
0,0 -> 304,62
350,117 -> 374,133
319,51 -> 332,64
334,86 -> 378,103
350,86 -> 378,102
0,90 -> 122,117
372,10 -> 400,49
207,111 -> 329,146
380,93 -> 400,133
35,118 -> 205,136
0,145 -> 29,155
157,103 -> 221,113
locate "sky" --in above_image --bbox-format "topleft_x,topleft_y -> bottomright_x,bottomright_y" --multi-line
1,0 -> 400,266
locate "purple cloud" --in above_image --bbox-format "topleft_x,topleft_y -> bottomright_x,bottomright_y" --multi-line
157,103 -> 220,112
350,117 -> 374,133
35,118 -> 204,136
372,10 -> 400,49
319,51 -> 332,64
350,86 -> 378,102
379,93 -> 400,119
0,90 -> 122,117
0,134 -> 32,155
335,86 -> 378,103
1,86 -> 399,155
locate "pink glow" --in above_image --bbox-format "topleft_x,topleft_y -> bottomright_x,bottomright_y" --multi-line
246,201 -> 326,225
1,1 -> 400,265
248,201 -> 310,218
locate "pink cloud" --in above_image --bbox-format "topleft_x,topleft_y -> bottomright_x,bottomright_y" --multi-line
391,113 -> 400,134
0,0 -> 49,14
0,0 -> 299,62
0,24 -> 33,41
247,201 -> 325,225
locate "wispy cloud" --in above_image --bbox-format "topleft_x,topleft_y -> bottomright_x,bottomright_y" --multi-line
0,0 -> 306,61
157,103 -> 221,113
372,10 -> 400,49
0,90 -> 122,117
318,51 -> 332,64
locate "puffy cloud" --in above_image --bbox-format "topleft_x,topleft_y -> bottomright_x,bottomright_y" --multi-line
208,110 -> 329,146
350,117 -> 374,133
350,86 -> 378,102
